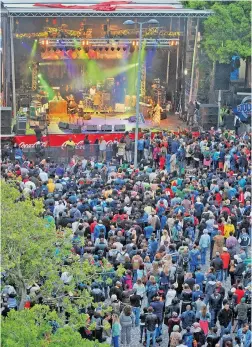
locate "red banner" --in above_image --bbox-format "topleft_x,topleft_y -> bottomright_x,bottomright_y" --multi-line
34,1 -> 176,11
14,133 -> 135,149
14,130 -> 200,149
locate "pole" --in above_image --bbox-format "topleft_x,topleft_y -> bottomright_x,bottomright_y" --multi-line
189,18 -> 199,102
217,89 -> 221,128
133,22 -> 143,169
166,18 -> 172,84
10,16 -> 17,118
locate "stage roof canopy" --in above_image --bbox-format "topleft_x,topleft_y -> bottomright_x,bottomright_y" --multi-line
2,0 -> 213,17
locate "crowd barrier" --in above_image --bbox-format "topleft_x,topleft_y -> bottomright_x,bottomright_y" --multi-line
22,144 -> 135,164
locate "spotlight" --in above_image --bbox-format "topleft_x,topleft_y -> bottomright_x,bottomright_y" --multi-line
132,41 -> 136,46
123,47 -> 127,51
93,47 -> 97,51
111,47 -> 115,51
78,47 -> 82,51
41,48 -> 45,53
117,47 -> 120,51
53,47 -> 57,52
84,47 -> 89,53
105,47 -> 109,51
38,73 -> 41,78
99,47 -> 103,51
82,40 -> 85,46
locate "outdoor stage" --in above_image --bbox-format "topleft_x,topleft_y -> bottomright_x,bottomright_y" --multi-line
1,1 -> 211,139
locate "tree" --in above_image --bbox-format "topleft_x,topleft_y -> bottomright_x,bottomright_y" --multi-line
1,180 -> 124,341
183,1 -> 251,63
2,305 -> 109,347
1,180 -> 58,310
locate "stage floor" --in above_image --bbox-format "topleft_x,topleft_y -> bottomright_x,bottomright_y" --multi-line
27,112 -> 184,135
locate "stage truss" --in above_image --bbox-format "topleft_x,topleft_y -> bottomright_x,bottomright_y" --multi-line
4,9 -> 212,18
39,38 -> 180,47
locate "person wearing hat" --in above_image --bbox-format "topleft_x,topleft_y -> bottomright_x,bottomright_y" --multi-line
235,297 -> 249,329
220,247 -> 231,281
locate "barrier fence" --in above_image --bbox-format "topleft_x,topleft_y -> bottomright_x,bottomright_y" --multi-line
21,144 -> 135,163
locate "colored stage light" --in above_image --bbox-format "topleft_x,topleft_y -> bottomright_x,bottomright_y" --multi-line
86,40 -> 89,45
82,40 -> 85,46
45,40 -> 49,45
84,47 -> 89,53
99,47 -> 103,51
105,47 -> 109,51
117,47 -> 120,51
132,41 -> 136,46
129,46 -> 135,53
38,74 -> 42,78
123,47 -> 127,51
111,47 -> 115,51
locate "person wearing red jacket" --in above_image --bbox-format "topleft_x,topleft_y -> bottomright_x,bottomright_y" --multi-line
220,247 -> 231,281
235,285 -> 245,304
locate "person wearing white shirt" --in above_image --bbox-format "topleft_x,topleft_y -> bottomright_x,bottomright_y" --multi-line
39,170 -> 48,183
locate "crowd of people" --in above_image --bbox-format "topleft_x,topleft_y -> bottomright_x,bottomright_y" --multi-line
1,127 -> 251,347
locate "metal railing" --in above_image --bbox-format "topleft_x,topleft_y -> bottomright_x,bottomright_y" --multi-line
21,144 -> 135,164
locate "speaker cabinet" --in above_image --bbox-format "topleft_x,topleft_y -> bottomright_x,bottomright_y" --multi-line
86,125 -> 97,132
101,125 -> 112,132
199,104 -> 218,130
114,124 -> 126,132
1,107 -> 12,133
69,124 -> 82,133
59,122 -> 69,129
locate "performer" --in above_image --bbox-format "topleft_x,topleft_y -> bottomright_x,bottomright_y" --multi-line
53,92 -> 63,101
152,103 -> 163,127
89,85 -> 97,100
93,91 -> 102,113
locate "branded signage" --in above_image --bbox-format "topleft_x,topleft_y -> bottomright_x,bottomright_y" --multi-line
233,95 -> 251,122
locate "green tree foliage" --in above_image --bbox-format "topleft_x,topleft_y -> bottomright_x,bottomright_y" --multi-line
2,305 -> 109,347
1,180 -> 125,344
183,1 -> 251,62
1,180 -> 58,310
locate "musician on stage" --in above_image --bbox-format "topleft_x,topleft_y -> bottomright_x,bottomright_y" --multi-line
53,92 -> 63,101
89,85 -> 97,100
152,103 -> 163,127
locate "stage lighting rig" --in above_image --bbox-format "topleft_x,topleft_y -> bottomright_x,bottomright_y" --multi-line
117,47 -> 121,51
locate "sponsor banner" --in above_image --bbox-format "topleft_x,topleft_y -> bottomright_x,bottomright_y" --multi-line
14,130 -> 200,149
14,133 -> 135,149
